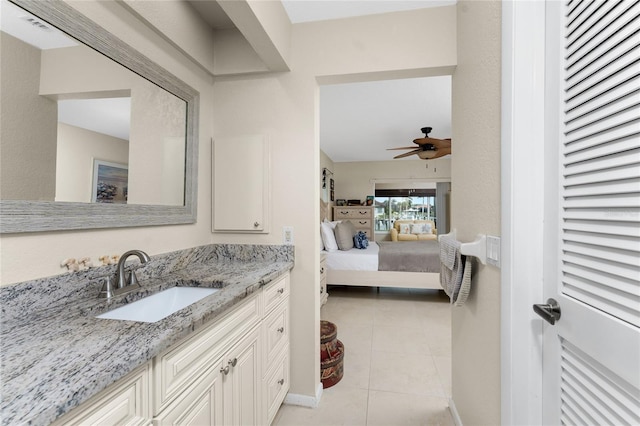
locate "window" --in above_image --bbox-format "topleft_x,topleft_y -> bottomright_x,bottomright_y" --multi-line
374,189 -> 436,231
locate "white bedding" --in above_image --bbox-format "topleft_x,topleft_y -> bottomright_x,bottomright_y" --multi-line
324,242 -> 379,271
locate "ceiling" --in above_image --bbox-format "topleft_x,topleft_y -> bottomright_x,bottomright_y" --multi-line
193,0 -> 455,164
320,77 -> 452,163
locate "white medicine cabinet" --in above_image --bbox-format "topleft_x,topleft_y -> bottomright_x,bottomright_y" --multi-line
212,135 -> 270,233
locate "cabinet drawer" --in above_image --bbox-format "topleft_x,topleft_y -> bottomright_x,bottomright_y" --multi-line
52,364 -> 150,426
320,259 -> 327,283
263,300 -> 289,371
352,219 -> 371,228
263,275 -> 289,314
334,208 -> 372,219
153,295 -> 260,413
265,345 -> 289,425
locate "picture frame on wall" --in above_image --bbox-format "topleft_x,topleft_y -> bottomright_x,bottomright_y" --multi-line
330,178 -> 334,190
330,190 -> 335,201
366,195 -> 374,206
92,159 -> 128,204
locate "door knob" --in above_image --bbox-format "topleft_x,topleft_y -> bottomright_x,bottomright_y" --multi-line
220,365 -> 230,375
228,358 -> 238,367
533,298 -> 561,325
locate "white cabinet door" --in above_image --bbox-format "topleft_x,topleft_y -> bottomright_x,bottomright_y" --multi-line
154,365 -> 224,426
213,135 -> 270,233
222,326 -> 262,426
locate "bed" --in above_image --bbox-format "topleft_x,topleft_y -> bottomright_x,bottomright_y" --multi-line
320,199 -> 441,290
324,240 -> 441,290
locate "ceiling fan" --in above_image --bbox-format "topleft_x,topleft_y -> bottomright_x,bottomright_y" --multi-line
388,127 -> 451,160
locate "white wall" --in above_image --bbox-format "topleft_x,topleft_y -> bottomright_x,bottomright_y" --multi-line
333,158 -> 451,202
55,123 -> 129,203
0,32 -> 57,201
0,0 -> 215,285
212,5 -> 456,401
451,1 -> 502,424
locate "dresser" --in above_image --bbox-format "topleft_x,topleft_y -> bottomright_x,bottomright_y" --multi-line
333,206 -> 374,241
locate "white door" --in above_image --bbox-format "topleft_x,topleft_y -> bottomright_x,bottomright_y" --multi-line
539,1 -> 640,424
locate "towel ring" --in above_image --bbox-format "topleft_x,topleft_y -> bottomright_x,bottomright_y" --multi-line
439,229 -> 487,265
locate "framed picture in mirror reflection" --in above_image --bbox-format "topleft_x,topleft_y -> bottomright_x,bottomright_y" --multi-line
92,160 -> 128,204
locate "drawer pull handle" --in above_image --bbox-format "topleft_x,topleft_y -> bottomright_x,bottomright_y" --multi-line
228,358 -> 238,367
277,327 -> 285,333
278,379 -> 285,386
359,221 -> 367,224
220,365 -> 230,375
254,222 -> 260,227
340,211 -> 348,215
277,288 -> 284,294
359,211 -> 367,215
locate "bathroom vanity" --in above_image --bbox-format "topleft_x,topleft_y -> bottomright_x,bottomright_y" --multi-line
0,244 -> 294,426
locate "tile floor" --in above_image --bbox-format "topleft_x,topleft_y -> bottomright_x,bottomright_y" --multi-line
273,286 -> 454,426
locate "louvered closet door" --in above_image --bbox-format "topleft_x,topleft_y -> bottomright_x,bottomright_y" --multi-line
542,0 -> 640,424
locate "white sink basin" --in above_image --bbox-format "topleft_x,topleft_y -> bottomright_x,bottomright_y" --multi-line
96,287 -> 219,323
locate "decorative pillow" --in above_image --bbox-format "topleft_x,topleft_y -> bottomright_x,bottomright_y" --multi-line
411,223 -> 430,234
399,223 -> 412,234
334,221 -> 356,251
320,221 -> 340,252
353,231 -> 369,249
423,223 -> 433,234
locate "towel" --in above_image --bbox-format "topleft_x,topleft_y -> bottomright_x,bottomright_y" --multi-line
439,234 -> 471,305
454,256 -> 472,306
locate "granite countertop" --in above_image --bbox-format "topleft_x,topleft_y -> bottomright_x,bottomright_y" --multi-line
0,244 -> 294,426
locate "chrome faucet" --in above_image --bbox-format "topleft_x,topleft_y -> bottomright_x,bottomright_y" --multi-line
99,250 -> 151,298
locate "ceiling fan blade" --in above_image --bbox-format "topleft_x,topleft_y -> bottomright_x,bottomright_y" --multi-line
413,137 -> 440,145
430,139 -> 451,149
429,147 -> 452,159
393,149 -> 422,159
413,137 -> 451,147
387,146 -> 420,150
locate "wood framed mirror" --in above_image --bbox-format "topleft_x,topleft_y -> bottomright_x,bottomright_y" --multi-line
0,0 -> 199,233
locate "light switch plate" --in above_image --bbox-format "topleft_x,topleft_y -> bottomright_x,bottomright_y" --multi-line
486,235 -> 501,268
283,226 -> 294,245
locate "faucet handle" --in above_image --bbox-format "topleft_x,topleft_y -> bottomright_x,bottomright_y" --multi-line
98,276 -> 117,299
129,271 -> 141,287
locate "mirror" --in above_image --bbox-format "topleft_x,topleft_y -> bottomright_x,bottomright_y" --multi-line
0,0 -> 199,233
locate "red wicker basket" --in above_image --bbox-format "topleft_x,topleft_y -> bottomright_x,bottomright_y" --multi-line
320,339 -> 344,388
320,320 -> 339,361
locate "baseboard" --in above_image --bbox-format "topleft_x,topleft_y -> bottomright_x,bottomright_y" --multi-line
284,382 -> 323,408
449,398 -> 463,426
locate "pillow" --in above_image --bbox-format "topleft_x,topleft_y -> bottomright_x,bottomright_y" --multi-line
423,222 -> 433,234
334,221 -> 356,250
320,221 -> 339,252
353,231 -> 369,249
411,223 -> 433,234
399,223 -> 412,234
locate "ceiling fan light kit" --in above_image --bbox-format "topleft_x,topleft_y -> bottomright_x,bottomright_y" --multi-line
389,127 -> 451,160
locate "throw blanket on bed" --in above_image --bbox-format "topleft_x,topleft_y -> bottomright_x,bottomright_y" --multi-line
377,240 -> 441,273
